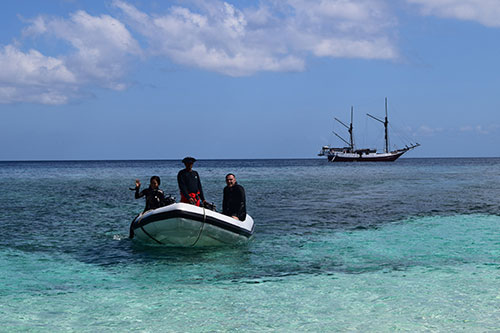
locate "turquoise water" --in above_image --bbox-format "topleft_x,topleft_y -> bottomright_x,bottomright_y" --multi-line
0,159 -> 499,331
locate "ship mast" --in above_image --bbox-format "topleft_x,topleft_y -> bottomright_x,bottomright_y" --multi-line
334,106 -> 354,151
367,97 -> 389,153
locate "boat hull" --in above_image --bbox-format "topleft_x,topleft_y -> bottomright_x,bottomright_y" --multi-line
327,150 -> 406,162
130,203 -> 254,247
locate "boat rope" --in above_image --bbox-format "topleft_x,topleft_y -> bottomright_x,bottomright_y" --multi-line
140,226 -> 163,245
132,213 -> 164,244
192,205 -> 207,247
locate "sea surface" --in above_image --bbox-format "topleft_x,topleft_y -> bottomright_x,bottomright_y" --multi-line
0,158 -> 499,332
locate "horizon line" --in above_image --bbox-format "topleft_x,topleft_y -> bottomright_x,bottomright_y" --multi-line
1,156 -> 500,163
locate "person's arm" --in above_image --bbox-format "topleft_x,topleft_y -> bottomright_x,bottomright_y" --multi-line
196,171 -> 206,202
222,187 -> 228,215
157,189 -> 165,203
135,179 -> 144,199
148,189 -> 165,209
177,171 -> 189,198
237,186 -> 246,221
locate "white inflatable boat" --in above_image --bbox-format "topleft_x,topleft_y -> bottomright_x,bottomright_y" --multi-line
130,203 -> 254,247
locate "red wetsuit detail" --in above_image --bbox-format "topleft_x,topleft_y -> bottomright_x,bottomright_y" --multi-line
180,191 -> 201,206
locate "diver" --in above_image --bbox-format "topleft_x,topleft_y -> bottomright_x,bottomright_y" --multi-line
134,175 -> 166,212
177,157 -> 207,207
222,173 -> 246,221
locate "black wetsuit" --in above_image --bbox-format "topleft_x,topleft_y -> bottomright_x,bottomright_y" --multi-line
222,183 -> 246,221
135,187 -> 165,212
177,169 -> 205,202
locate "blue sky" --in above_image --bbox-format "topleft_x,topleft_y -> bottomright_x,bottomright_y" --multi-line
1,0 -> 499,160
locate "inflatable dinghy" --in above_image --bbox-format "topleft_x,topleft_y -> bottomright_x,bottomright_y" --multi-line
130,203 -> 254,247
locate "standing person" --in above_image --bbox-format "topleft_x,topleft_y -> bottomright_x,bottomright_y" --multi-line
222,173 -> 246,221
177,157 -> 206,206
134,176 -> 165,212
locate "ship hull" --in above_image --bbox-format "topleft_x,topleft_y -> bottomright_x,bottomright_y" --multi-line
327,150 -> 406,162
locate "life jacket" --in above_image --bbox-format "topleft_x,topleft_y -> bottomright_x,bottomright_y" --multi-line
180,191 -> 201,206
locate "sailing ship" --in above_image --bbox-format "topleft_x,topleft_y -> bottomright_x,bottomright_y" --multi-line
318,98 -> 420,162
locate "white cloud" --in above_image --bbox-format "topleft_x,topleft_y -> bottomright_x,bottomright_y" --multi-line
113,0 -> 398,76
417,125 -> 444,136
407,0 -> 500,27
282,0 -> 398,59
312,37 -> 396,59
0,45 -> 75,85
2,1 -> 399,104
0,45 -> 76,104
0,10 -> 141,104
460,124 -> 499,134
415,124 -> 499,137
113,0 -> 304,76
397,123 -> 499,139
24,10 -> 141,89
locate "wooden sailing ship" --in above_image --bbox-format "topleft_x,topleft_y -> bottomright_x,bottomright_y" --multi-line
318,98 -> 420,162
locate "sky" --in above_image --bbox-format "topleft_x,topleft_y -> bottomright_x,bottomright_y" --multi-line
1,0 -> 500,160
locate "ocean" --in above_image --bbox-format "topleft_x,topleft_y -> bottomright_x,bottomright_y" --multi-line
0,158 -> 499,332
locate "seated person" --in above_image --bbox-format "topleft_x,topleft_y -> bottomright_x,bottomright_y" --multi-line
222,173 -> 246,221
134,176 -> 165,212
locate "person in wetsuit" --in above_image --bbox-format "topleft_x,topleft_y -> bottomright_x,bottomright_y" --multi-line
222,173 -> 246,221
177,157 -> 206,206
134,175 -> 165,212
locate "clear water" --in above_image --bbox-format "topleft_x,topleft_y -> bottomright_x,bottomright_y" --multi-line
0,159 -> 499,331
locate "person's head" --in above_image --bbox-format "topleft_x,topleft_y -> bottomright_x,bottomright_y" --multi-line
150,176 -> 160,189
225,173 -> 236,187
182,157 -> 196,170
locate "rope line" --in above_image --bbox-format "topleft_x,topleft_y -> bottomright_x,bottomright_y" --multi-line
192,206 -> 207,247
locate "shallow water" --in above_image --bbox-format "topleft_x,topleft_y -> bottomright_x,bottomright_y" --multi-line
0,158 -> 499,331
